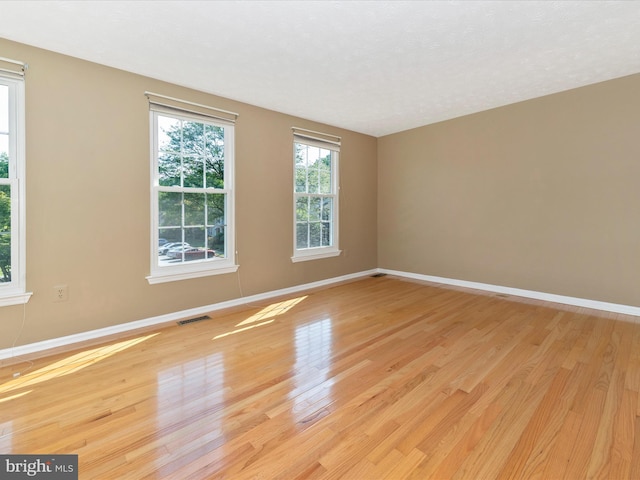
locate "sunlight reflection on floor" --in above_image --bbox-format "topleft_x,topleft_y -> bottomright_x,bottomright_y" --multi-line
0,333 -> 160,395
291,318 -> 334,424
236,296 -> 307,327
212,296 -> 308,340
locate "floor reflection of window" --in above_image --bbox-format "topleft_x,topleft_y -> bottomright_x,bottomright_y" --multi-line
0,421 -> 12,452
291,318 -> 334,424
156,353 -> 225,471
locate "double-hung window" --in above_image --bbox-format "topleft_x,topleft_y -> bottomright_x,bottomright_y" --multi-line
0,59 -> 28,306
292,129 -> 341,262
147,94 -> 237,284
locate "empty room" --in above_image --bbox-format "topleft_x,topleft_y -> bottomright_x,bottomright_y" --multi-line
1,1 -> 640,478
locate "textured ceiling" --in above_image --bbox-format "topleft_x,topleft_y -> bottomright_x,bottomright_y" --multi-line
1,1 -> 639,137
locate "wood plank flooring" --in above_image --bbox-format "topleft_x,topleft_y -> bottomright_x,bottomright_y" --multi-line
1,275 -> 640,479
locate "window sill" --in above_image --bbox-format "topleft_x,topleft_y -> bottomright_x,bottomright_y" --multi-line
0,291 -> 33,307
291,249 -> 342,263
147,264 -> 239,284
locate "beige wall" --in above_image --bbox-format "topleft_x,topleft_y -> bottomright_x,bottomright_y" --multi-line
2,36 -> 638,351
378,74 -> 640,306
0,38 -> 378,349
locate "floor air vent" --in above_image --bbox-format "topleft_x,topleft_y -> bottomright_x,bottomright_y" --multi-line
177,315 -> 211,326
371,273 -> 387,278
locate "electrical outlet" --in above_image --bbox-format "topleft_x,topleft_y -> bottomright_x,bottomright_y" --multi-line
53,284 -> 68,302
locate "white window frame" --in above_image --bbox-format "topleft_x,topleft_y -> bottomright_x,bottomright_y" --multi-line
0,72 -> 30,306
292,131 -> 341,263
147,104 -> 237,284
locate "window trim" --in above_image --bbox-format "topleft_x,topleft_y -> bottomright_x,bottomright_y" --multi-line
0,73 -> 30,305
146,104 -> 237,285
291,133 -> 341,263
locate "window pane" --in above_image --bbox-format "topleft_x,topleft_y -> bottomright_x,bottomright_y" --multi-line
321,197 -> 332,221
321,222 -> 331,247
0,86 -> 7,180
296,224 -> 308,249
205,124 -> 224,189
206,193 -> 225,226
320,151 -> 331,169
319,168 -> 331,194
158,227 -> 181,245
184,227 -> 206,248
184,192 -> 205,226
0,184 -> 11,282
309,197 -> 321,221
205,153 -> 224,189
159,192 -> 182,227
308,168 -> 319,194
0,135 -> 8,179
296,197 -> 308,221
182,121 -> 205,154
183,156 -> 204,188
295,144 -> 306,166
0,85 -> 9,178
158,116 -> 181,152
209,226 -> 225,257
295,166 -> 307,193
309,222 -> 321,248
158,153 -> 181,187
293,140 -> 338,255
154,110 -> 233,274
307,146 -> 321,165
0,85 -> 8,133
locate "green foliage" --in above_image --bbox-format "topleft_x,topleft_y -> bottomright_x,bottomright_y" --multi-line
1,119 -> 13,279
294,144 -> 332,195
158,119 -> 224,189
0,151 -> 8,178
0,183 -> 11,282
157,117 -> 227,257
294,144 -> 334,249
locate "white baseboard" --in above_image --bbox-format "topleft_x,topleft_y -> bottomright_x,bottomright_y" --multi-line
0,269 -> 378,361
379,268 -> 640,319
4,267 -> 637,362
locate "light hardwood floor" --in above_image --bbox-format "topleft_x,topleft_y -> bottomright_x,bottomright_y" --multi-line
1,275 -> 640,479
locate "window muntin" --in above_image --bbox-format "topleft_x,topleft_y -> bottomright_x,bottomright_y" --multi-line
0,74 -> 28,304
293,137 -> 340,261
149,108 -> 236,283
